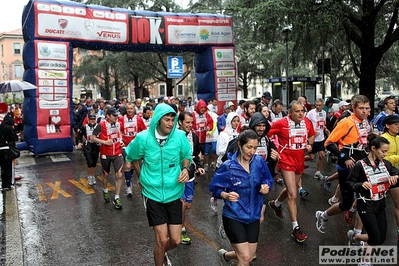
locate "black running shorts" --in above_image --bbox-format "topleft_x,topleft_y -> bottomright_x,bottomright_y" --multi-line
222,216 -> 260,244
144,197 -> 183,227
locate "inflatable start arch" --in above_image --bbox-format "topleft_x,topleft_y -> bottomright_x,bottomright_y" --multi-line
21,0 -> 236,155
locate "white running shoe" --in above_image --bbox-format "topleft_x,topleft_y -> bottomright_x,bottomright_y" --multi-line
315,211 -> 327,233
210,197 -> 218,213
218,249 -> 229,266
126,186 -> 132,197
87,176 -> 93,186
91,176 -> 96,185
163,252 -> 172,266
219,223 -> 227,239
314,172 -> 323,179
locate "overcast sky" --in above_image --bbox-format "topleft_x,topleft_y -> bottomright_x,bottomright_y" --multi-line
0,0 -> 191,33
0,0 -> 32,32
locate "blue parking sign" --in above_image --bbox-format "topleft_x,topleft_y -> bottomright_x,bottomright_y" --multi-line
167,56 -> 183,78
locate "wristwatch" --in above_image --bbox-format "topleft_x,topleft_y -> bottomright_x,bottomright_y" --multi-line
182,166 -> 190,172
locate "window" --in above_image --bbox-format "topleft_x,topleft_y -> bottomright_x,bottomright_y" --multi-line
177,84 -> 184,96
14,65 -> 22,78
251,87 -> 256,97
13,43 -> 21,55
159,84 -> 166,96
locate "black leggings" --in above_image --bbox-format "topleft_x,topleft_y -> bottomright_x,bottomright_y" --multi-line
337,169 -> 355,211
357,199 -> 387,246
0,158 -> 13,189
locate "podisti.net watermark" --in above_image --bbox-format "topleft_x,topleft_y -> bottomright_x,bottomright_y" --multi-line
319,245 -> 397,265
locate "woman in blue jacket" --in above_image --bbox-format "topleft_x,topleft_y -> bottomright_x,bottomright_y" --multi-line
209,129 -> 274,266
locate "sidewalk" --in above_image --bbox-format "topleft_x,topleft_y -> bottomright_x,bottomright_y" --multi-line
4,188 -> 23,265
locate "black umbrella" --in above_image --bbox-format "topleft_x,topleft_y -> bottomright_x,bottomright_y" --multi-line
0,80 -> 36,94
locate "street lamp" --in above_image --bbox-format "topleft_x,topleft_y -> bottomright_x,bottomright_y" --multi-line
282,26 -> 292,105
320,42 -> 333,99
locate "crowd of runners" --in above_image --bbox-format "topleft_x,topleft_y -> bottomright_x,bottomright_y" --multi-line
70,93 -> 399,266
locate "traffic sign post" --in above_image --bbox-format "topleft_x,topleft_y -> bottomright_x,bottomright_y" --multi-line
167,56 -> 183,79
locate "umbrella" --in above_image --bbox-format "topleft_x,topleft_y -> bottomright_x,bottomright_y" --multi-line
0,80 -> 36,94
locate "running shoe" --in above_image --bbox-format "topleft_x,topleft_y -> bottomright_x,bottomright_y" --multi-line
163,252 -> 172,266
314,172 -> 323,180
126,186 -> 132,197
219,223 -> 227,239
328,197 -> 338,206
92,176 -> 96,185
299,188 -> 309,199
87,176 -> 93,186
218,249 -> 229,266
275,174 -> 283,184
268,200 -> 283,218
291,226 -> 308,243
113,198 -> 122,209
210,197 -> 218,213
103,191 -> 110,202
322,176 -> 332,193
344,210 -> 355,224
315,211 -> 327,233
347,229 -> 356,246
181,230 -> 191,245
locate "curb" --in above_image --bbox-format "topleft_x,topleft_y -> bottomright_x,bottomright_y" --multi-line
5,189 -> 23,265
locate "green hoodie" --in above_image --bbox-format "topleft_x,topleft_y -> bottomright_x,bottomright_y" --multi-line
125,103 -> 192,203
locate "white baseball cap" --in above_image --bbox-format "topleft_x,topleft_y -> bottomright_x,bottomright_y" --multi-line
338,101 -> 350,108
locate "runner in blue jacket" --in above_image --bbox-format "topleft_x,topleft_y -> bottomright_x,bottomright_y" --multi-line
209,129 -> 274,266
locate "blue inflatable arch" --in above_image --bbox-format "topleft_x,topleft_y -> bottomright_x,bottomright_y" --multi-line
21,0 -> 236,155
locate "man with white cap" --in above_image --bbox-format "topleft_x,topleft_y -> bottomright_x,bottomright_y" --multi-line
330,101 -> 350,130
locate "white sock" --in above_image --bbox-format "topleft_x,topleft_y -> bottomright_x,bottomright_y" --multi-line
354,228 -> 362,235
315,171 -> 320,175
321,211 -> 329,220
182,227 -> 186,232
115,195 -> 120,199
274,199 -> 282,207
298,187 -> 303,192
332,196 -> 339,202
103,188 -> 108,193
292,221 -> 299,229
350,207 -> 356,212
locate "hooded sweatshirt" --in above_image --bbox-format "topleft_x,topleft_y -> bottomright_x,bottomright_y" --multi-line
216,112 -> 239,167
125,103 -> 192,203
0,114 -> 18,146
192,99 -> 214,143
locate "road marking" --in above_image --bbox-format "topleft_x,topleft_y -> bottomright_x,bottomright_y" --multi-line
68,178 -> 96,194
46,181 -> 72,199
96,175 -> 115,190
35,184 -> 47,201
185,222 -> 222,251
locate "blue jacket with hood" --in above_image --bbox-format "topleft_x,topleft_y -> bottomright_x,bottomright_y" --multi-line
209,150 -> 274,224
125,103 -> 192,203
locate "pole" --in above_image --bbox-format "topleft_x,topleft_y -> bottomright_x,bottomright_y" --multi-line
322,47 -> 325,99
285,35 -> 289,101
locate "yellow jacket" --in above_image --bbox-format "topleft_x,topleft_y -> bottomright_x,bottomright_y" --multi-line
381,132 -> 399,168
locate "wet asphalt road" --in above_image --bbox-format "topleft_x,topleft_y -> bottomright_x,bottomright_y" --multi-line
2,150 -> 399,266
